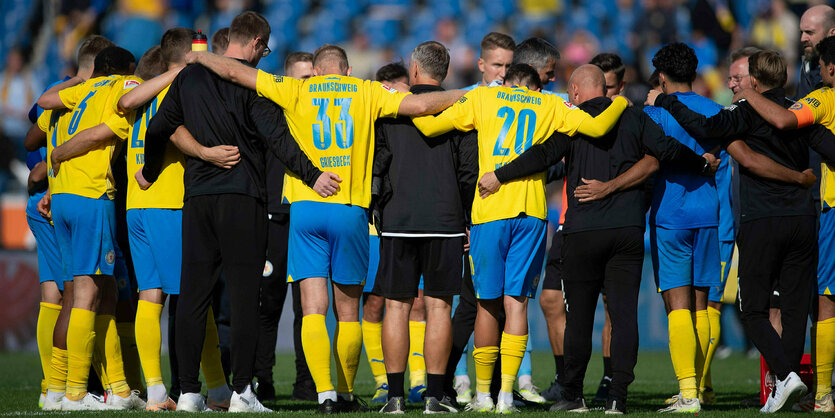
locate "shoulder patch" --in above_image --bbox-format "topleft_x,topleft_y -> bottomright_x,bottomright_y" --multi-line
272,75 -> 284,83
457,96 -> 468,104
790,102 -> 805,110
562,100 -> 577,109
123,79 -> 140,90
380,84 -> 398,93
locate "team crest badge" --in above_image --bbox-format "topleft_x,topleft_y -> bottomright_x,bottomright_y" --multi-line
105,250 -> 115,265
263,261 -> 274,277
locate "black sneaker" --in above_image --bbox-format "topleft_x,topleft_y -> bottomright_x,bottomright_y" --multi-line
605,398 -> 626,415
293,381 -> 318,402
424,395 -> 458,413
379,397 -> 405,414
550,396 -> 588,412
541,380 -> 564,402
592,376 -> 612,404
317,399 -> 337,414
337,395 -> 370,413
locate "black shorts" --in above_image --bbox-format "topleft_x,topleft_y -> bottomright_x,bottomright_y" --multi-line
373,236 -> 464,298
543,227 -> 563,291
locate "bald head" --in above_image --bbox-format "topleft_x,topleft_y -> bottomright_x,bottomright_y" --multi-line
567,64 -> 606,105
801,5 -> 835,60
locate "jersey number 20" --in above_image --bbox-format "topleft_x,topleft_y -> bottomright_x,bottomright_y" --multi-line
493,107 -> 536,156
312,98 -> 354,150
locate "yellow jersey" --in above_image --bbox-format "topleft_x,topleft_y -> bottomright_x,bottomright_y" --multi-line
255,70 -> 408,208
37,108 -> 71,189
789,87 -> 835,209
106,84 -> 185,210
414,86 -> 623,224
51,75 -> 129,199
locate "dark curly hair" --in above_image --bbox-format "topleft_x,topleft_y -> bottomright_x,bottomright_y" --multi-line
651,42 -> 698,84
818,36 -> 835,67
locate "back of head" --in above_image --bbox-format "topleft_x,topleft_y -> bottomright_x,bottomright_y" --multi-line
818,36 -> 835,66
648,69 -> 661,89
411,41 -> 450,82
313,44 -> 350,75
135,45 -> 165,80
748,50 -> 787,89
93,46 -> 136,77
285,51 -> 313,74
511,37 -> 559,70
730,46 -> 762,63
77,35 -> 115,70
229,11 -> 270,47
568,64 -> 606,97
212,28 -> 230,55
652,42 -> 698,84
589,53 -> 625,83
504,64 -> 542,90
376,61 -> 408,83
160,27 -> 196,65
481,32 -> 515,56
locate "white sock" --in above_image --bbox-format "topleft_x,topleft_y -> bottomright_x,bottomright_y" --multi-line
46,390 -> 64,402
498,391 -> 513,405
207,384 -> 231,401
338,392 -> 354,401
476,391 -> 491,402
454,374 -> 471,387
146,384 -> 167,403
318,390 -> 337,403
518,374 -> 533,389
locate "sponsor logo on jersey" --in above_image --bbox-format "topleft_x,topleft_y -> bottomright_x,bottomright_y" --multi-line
124,79 -> 140,90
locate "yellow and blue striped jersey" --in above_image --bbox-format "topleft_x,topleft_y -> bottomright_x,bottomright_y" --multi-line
106,84 -> 184,210
414,86 -> 623,224
51,75 -> 132,199
255,70 -> 409,208
789,87 -> 835,209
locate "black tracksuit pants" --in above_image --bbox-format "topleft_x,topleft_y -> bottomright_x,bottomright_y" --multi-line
737,216 -> 816,380
560,226 -> 643,404
177,194 -> 267,394
253,213 -> 311,386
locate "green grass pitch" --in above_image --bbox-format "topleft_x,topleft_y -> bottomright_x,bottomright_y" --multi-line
0,350 -> 801,416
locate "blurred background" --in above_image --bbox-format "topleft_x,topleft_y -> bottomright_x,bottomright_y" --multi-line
0,0 -> 823,354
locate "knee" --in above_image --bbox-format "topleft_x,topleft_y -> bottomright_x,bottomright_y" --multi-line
363,295 -> 385,322
503,296 -> 528,317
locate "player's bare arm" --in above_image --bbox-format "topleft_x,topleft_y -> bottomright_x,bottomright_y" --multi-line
398,89 -> 466,117
169,125 -> 241,169
735,88 -> 799,130
477,171 -> 501,199
118,66 -> 183,112
27,161 -> 47,194
726,139 -> 813,187
24,123 -> 46,152
575,154 -> 661,202
186,50 -> 258,90
50,123 -> 119,174
36,77 -> 83,110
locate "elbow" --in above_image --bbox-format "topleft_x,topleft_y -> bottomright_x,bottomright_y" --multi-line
118,96 -> 135,112
36,96 -> 51,109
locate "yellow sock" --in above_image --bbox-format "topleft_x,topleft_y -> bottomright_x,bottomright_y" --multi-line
704,306 -> 721,390
668,309 -> 698,399
473,346 -> 499,394
302,314 -> 334,393
66,308 -> 96,400
200,307 -> 227,390
95,315 -> 130,395
408,321 -> 426,388
334,321 -> 362,394
694,310 -> 710,393
48,347 -> 68,393
500,333 -> 528,394
117,321 -> 143,394
361,320 -> 387,386
93,343 -> 110,391
37,303 -> 61,394
135,300 -> 164,387
815,318 -> 835,399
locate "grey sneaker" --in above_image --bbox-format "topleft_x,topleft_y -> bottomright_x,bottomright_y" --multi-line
424,395 -> 458,414
380,396 -> 406,414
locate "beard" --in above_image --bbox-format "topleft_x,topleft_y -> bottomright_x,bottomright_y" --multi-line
804,44 -> 819,62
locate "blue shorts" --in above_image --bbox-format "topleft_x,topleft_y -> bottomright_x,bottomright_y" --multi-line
127,208 -> 182,295
469,216 -> 547,300
27,215 -> 65,290
114,244 -> 133,301
365,233 -> 380,293
52,194 -> 116,277
288,201 -> 368,285
709,240 -> 734,302
650,225 -> 721,292
818,209 -> 835,295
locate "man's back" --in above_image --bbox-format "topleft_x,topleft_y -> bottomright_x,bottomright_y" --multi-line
254,71 -> 408,208
644,92 -> 723,229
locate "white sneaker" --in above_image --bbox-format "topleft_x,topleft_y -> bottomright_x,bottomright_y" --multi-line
178,392 -> 211,412
495,399 -> 520,414
454,375 -> 472,405
815,393 -> 835,412
518,383 -> 546,404
42,393 -> 63,411
465,396 -> 494,412
61,392 -> 115,411
229,385 -> 272,413
761,372 -> 807,413
107,390 -> 146,410
657,396 -> 700,413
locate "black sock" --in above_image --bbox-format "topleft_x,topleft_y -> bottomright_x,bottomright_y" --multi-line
603,356 -> 612,379
387,372 -> 405,399
555,355 -> 564,381
426,373 -> 445,399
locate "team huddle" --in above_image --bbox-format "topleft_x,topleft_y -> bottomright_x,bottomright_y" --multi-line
21,4 -> 835,415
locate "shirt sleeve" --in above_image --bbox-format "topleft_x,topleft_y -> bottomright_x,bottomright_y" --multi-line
111,77 -> 142,115
369,81 -> 409,119
790,89 -> 830,128
494,131 -> 571,183
255,69 -> 302,110
656,93 -> 751,140
412,90 -> 477,137
58,83 -> 85,109
103,113 -> 131,141
36,110 -> 50,132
